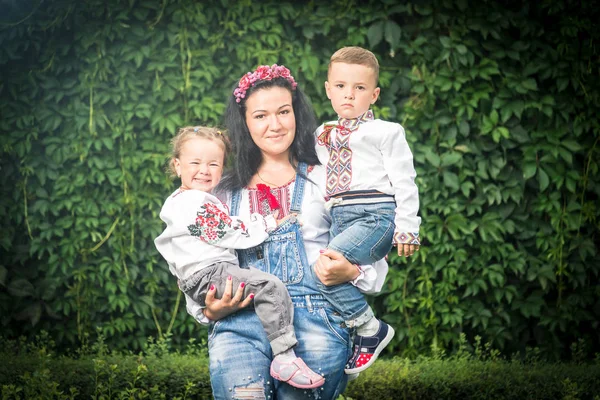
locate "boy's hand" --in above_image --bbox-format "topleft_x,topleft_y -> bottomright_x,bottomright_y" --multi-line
398,244 -> 419,257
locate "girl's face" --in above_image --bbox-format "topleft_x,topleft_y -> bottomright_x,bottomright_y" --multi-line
244,86 -> 296,160
174,137 -> 225,192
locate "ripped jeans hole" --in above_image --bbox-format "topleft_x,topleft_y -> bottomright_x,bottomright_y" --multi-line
232,378 -> 267,400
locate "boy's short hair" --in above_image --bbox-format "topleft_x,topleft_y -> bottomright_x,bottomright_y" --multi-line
328,46 -> 379,84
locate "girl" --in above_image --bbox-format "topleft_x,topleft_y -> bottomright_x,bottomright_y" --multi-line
154,126 -> 325,389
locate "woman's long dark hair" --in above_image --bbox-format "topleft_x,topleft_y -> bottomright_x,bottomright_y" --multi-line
218,76 -> 320,192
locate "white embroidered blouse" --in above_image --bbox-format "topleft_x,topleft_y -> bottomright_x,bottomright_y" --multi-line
315,114 -> 421,245
154,188 -> 275,281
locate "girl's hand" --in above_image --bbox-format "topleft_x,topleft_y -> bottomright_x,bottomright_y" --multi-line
314,248 -> 360,286
203,276 -> 254,321
276,212 -> 300,227
397,244 -> 419,257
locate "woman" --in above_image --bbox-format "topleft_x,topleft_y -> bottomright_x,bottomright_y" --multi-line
199,64 -> 386,399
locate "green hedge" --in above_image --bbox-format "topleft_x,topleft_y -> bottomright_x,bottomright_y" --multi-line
1,352 -> 599,400
0,0 -> 599,359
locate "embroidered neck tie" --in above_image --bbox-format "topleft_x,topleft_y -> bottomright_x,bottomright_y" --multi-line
337,109 -> 375,132
324,110 -> 375,196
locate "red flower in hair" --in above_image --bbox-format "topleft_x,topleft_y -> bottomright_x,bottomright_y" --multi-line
233,64 -> 297,103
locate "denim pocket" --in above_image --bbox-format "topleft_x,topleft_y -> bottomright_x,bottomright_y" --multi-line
264,231 -> 304,284
208,320 -> 221,342
317,307 -> 349,346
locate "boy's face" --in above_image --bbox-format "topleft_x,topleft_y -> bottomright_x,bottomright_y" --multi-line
325,62 -> 380,120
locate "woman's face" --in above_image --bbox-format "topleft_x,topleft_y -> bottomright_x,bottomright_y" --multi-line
244,86 -> 296,160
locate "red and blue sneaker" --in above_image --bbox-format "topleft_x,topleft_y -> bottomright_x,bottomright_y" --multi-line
344,320 -> 395,374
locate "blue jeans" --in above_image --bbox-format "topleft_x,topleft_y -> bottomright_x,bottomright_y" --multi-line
329,202 -> 396,266
208,296 -> 350,399
208,163 -> 350,399
318,201 -> 395,325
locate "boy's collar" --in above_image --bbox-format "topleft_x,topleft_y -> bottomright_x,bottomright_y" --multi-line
337,109 -> 374,131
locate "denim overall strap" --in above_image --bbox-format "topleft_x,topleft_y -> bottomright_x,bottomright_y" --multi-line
290,162 -> 308,213
230,188 -> 242,216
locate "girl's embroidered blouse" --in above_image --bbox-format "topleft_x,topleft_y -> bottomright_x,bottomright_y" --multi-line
154,188 -> 275,281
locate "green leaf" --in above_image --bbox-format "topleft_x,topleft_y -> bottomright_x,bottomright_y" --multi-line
8,278 -> 35,297
424,150 -> 441,167
439,36 -> 452,48
461,181 -> 475,197
561,140 -> 582,152
384,21 -> 402,49
490,110 -> 499,125
456,44 -> 468,54
496,126 -> 509,139
443,171 -> 460,191
441,152 -> 462,167
458,120 -> 470,136
523,163 -> 537,179
537,168 -> 549,191
522,78 -> 538,91
16,303 -> 42,326
367,21 -> 384,48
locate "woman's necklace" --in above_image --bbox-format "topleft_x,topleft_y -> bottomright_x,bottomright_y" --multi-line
256,167 -> 294,188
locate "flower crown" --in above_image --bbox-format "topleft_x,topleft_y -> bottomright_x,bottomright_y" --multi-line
233,64 -> 298,103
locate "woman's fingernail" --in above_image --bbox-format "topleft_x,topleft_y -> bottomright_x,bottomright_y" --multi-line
240,282 -> 245,288
210,285 -> 215,290
228,276 -> 232,280
319,249 -> 325,254
249,294 -> 255,299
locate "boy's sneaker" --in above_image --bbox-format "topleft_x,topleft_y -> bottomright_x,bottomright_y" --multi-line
344,320 -> 395,374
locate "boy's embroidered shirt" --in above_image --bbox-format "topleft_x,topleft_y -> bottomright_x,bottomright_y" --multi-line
318,110 -> 376,196
154,188 -> 273,280
315,112 -> 421,245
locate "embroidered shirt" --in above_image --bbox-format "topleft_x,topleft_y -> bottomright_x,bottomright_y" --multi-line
315,114 -> 421,245
248,179 -> 293,218
154,188 -> 275,281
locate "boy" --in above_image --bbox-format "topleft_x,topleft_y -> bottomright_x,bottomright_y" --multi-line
315,46 -> 421,374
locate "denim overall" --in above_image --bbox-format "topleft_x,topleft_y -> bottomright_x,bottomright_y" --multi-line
207,163 -> 351,400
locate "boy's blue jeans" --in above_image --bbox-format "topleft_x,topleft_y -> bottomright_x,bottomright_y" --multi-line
319,201 -> 395,326
329,201 -> 396,266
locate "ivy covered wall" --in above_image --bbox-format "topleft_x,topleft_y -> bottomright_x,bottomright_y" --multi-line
1,0 -> 598,359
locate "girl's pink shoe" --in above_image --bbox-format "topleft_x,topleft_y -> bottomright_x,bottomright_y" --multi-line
270,357 -> 325,389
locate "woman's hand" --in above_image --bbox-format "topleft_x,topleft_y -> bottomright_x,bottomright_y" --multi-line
203,277 -> 254,321
313,249 -> 361,286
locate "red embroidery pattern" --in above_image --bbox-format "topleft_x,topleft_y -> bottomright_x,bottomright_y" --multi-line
188,202 -> 247,244
256,183 -> 281,211
317,124 -> 336,148
248,166 -> 313,217
394,231 -> 420,245
326,126 -> 353,197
